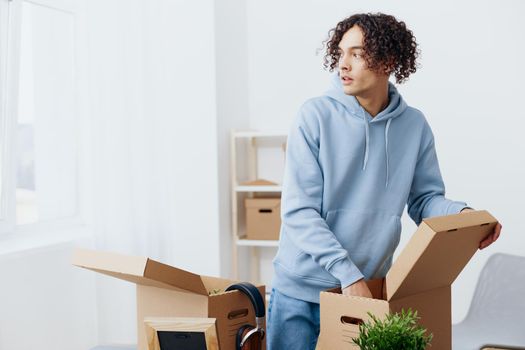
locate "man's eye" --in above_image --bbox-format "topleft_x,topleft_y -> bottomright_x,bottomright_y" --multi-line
353,53 -> 361,58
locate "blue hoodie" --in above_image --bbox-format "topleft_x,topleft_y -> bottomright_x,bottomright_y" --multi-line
272,72 -> 469,303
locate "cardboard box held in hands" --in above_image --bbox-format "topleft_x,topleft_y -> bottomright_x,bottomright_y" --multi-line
72,249 -> 266,350
316,210 -> 498,350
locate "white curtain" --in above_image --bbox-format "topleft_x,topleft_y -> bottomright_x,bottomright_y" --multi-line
85,0 -> 222,344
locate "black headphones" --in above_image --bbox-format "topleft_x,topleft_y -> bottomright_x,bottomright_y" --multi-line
225,282 -> 266,350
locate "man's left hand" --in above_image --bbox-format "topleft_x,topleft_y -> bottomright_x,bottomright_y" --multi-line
460,207 -> 502,250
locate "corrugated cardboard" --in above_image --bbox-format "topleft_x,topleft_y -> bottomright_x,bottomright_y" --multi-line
245,198 -> 281,240
317,210 -> 498,350
72,248 -> 266,350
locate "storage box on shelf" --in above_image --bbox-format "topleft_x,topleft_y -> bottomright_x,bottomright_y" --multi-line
245,197 -> 281,240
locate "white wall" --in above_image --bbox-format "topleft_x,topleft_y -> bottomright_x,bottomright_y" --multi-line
0,238 -> 98,350
244,0 -> 525,323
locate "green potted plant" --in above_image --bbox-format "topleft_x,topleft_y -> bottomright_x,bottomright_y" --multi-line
352,309 -> 433,350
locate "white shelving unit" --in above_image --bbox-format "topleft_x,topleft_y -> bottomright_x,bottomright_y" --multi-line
235,185 -> 282,192
230,130 -> 287,284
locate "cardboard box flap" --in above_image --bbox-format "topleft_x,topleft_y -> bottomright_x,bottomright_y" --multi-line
72,248 -> 209,295
423,210 -> 496,233
385,210 -> 497,301
143,259 -> 208,295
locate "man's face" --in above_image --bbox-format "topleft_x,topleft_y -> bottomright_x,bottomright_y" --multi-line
337,25 -> 388,96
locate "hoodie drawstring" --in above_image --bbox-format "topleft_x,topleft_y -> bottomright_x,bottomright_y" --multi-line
362,115 -> 370,171
362,115 -> 392,188
325,72 -> 404,190
385,118 -> 391,188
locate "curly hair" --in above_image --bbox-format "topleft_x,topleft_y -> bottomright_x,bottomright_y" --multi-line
323,13 -> 420,84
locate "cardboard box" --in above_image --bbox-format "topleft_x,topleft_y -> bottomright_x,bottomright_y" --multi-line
316,210 -> 498,350
245,198 -> 281,240
72,248 -> 266,350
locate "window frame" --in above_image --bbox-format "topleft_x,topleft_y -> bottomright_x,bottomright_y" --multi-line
0,0 -> 88,238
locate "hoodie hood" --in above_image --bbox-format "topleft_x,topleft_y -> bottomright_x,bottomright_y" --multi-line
324,72 -> 407,187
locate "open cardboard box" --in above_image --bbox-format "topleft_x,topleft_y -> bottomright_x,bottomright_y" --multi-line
316,210 -> 498,350
72,248 -> 266,350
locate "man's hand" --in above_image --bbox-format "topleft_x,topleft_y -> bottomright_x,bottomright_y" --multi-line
460,208 -> 502,250
342,278 -> 373,298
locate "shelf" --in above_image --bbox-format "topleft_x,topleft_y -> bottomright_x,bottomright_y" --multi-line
235,185 -> 282,192
233,130 -> 287,138
236,239 -> 279,247
231,129 -> 287,281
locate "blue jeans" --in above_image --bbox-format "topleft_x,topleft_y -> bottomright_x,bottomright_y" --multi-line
267,288 -> 320,350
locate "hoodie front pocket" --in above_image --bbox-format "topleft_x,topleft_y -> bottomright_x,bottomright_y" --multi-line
325,209 -> 401,277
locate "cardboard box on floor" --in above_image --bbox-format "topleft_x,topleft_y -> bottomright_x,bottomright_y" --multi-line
72,249 -> 266,350
316,210 -> 498,350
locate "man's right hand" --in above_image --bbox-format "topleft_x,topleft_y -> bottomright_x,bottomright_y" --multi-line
342,278 -> 373,298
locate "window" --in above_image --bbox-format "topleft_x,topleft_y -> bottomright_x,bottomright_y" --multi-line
1,0 -> 81,234
0,0 -> 13,231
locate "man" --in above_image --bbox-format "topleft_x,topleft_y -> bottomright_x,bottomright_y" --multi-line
267,13 -> 502,350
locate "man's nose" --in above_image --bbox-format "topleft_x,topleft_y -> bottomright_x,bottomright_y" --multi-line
339,55 -> 351,71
